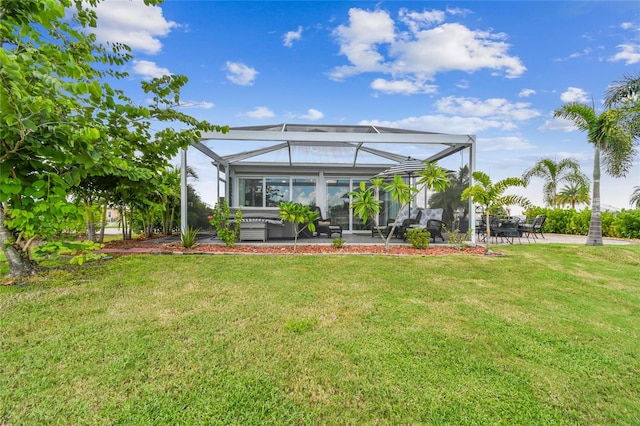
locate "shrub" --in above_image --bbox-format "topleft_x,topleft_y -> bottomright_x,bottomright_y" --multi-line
209,200 -> 241,247
523,206 -> 640,239
445,227 -> 470,251
181,226 -> 199,248
611,209 -> 640,239
405,228 -> 430,249
332,237 -> 345,249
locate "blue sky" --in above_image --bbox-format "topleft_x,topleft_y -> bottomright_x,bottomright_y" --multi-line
90,0 -> 639,210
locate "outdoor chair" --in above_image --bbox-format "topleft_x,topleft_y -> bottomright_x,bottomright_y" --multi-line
493,217 -> 522,244
519,215 -> 547,242
311,206 -> 343,238
426,219 -> 446,242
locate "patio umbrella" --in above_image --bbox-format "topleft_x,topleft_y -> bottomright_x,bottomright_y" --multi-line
375,157 -> 427,220
374,157 -> 427,179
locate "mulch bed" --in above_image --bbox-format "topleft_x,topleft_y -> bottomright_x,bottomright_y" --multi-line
101,239 -> 487,256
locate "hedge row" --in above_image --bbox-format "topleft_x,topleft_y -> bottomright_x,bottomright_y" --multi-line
524,207 -> 640,239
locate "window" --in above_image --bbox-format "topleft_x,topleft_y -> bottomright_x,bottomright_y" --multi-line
292,178 -> 316,205
266,177 -> 290,207
326,179 -> 350,228
237,176 -> 316,207
239,178 -> 262,207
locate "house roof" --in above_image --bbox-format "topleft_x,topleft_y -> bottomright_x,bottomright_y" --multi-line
193,123 -> 475,170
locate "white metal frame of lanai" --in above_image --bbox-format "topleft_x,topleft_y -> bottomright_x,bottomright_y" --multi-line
181,123 -> 477,242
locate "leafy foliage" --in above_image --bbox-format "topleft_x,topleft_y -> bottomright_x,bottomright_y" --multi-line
522,158 -> 589,207
630,186 -> 640,209
349,166 -> 447,253
332,238 -> 345,249
444,226 -> 471,251
404,228 -> 430,249
278,202 -> 318,251
525,206 -> 640,239
461,171 -> 530,245
0,0 -> 228,276
180,226 -> 200,249
209,200 -> 241,247
31,240 -> 105,266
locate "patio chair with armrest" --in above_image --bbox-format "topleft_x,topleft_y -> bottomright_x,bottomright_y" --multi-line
426,219 -> 446,242
311,206 -> 343,238
519,215 -> 546,242
493,217 -> 522,244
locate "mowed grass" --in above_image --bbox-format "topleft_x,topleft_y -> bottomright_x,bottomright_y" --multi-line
1,245 -> 639,425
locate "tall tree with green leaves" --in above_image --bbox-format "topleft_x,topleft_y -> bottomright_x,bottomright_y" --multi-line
0,0 -> 227,277
522,158 -> 589,207
460,171 -> 530,246
553,104 -> 635,246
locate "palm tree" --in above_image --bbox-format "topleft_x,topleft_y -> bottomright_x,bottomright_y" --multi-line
428,165 -> 470,227
556,182 -> 590,209
630,186 -> 640,209
554,103 -> 636,246
522,158 -> 588,207
605,73 -> 640,141
461,171 -> 530,246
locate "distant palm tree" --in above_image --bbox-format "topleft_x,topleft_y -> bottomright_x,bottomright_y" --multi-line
554,103 -> 636,246
522,158 -> 588,207
630,186 -> 640,209
556,182 -> 590,209
461,171 -> 530,245
428,165 -> 469,226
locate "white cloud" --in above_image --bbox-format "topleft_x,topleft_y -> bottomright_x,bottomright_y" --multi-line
560,87 -> 590,103
398,8 -> 445,33
329,8 -> 396,80
283,26 -> 303,47
455,80 -> 470,89
299,109 -> 324,120
370,78 -> 437,95
178,100 -> 214,109
519,88 -> 536,98
554,48 -> 593,62
538,116 -> 579,132
329,8 -> 526,88
246,106 -> 274,119
609,43 -> 640,65
225,61 -> 258,86
91,0 -> 178,55
360,114 -> 506,135
620,22 -> 635,30
477,136 -> 536,152
435,96 -> 540,122
131,60 -> 171,79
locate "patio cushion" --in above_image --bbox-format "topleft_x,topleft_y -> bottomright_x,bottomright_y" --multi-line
418,208 -> 443,226
396,205 -> 420,223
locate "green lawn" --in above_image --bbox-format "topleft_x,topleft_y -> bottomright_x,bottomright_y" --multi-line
1,245 -> 639,425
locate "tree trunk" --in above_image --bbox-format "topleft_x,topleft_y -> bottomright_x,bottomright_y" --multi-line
98,200 -> 107,244
84,199 -> 96,242
586,147 -> 603,246
0,203 -> 36,277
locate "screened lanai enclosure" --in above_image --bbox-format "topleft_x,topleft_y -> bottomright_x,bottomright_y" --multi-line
181,123 -> 476,240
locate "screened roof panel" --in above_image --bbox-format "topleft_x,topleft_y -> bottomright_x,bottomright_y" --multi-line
195,123 -> 474,169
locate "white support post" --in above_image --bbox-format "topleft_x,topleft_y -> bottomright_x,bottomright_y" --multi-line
180,147 -> 188,236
